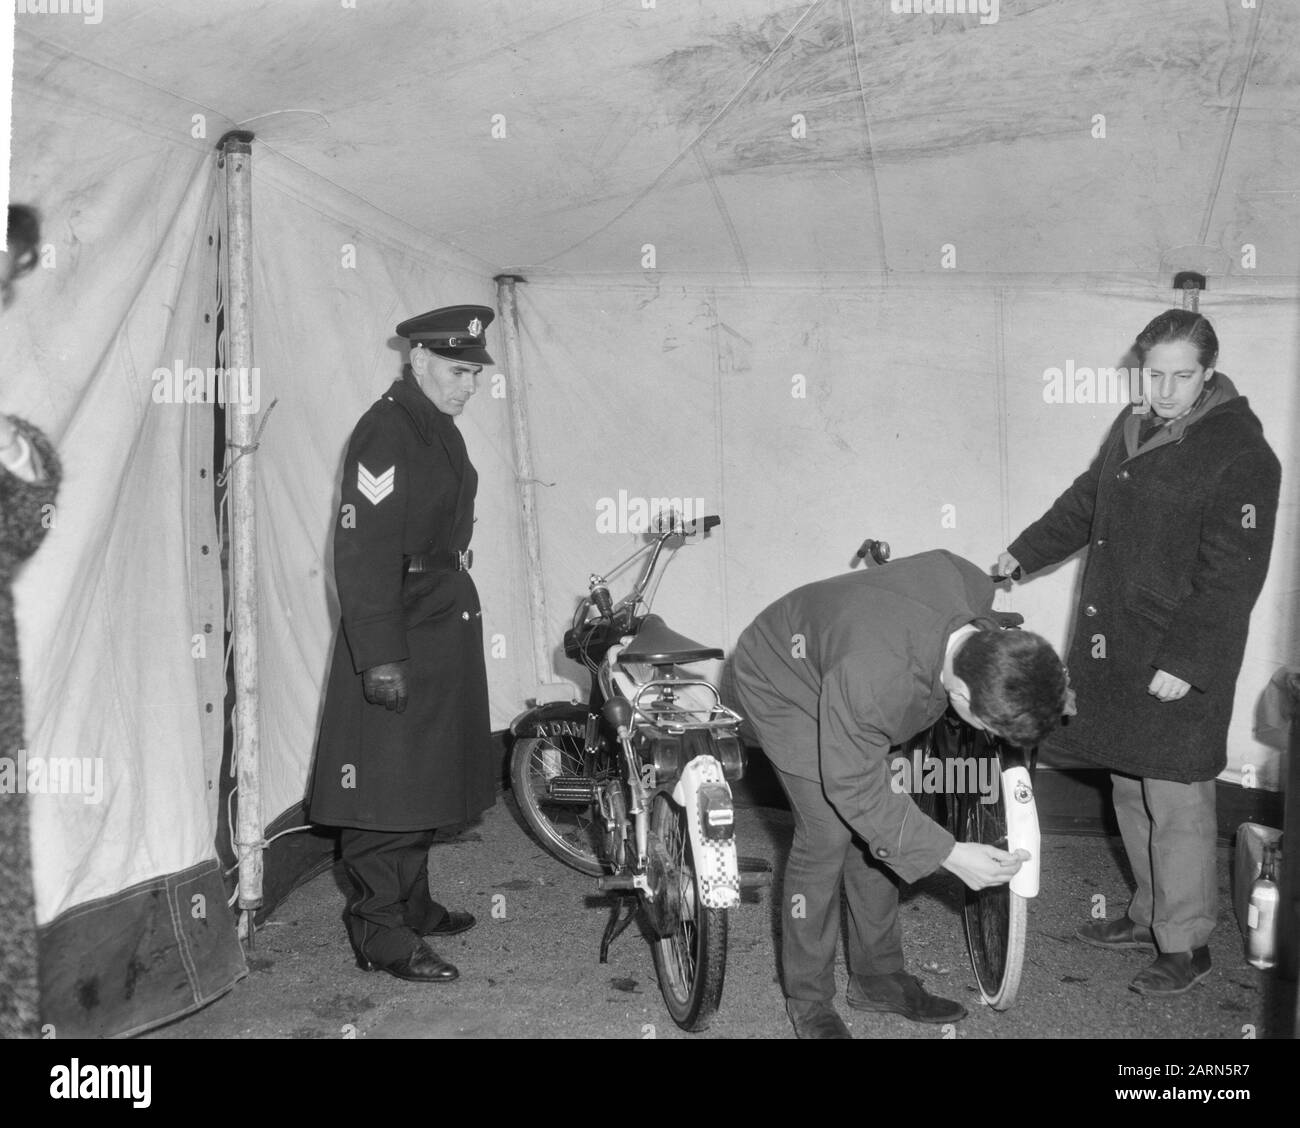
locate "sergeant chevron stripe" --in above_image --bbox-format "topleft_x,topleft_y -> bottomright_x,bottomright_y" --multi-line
357,462 -> 395,505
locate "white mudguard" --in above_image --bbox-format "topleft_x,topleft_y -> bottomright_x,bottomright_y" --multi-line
1003,765 -> 1040,898
671,755 -> 740,910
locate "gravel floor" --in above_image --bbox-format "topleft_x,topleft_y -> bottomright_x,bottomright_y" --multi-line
142,795 -> 1287,1040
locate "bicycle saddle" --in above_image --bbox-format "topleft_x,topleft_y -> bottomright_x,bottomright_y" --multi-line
620,615 -> 724,665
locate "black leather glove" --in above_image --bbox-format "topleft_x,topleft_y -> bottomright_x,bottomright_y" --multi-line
362,660 -> 409,713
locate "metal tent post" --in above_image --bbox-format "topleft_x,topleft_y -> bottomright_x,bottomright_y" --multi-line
219,130 -> 264,939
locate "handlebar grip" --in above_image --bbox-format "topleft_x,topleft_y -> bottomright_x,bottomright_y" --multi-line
703,515 -> 721,530
991,568 -> 1022,582
592,585 -> 613,618
855,538 -> 891,565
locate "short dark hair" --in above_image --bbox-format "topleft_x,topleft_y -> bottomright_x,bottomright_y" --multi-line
7,204 -> 41,276
953,628 -> 1067,748
1133,308 -> 1219,370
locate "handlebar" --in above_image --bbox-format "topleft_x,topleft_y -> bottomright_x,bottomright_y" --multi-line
854,538 -> 891,566
855,534 -> 1021,581
582,512 -> 721,628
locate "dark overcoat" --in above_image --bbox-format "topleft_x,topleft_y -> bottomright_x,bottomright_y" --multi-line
1009,385 -> 1280,783
309,378 -> 496,831
0,419 -> 60,1038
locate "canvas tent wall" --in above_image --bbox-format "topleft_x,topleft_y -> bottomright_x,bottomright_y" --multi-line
4,0 -> 1297,1037
7,35 -> 535,1037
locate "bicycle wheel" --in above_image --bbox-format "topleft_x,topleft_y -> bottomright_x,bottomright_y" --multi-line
510,734 -> 606,877
649,792 -> 728,1031
950,747 -> 1027,1010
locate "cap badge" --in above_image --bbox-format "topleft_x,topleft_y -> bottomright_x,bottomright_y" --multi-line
467,317 -> 483,337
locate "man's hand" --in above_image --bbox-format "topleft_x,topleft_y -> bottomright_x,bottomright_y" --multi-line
941,843 -> 1031,891
995,551 -> 1021,579
363,660 -> 409,712
1147,669 -> 1191,702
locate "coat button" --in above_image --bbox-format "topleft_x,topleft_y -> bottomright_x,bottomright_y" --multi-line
1096,538 -> 1106,547
462,611 -> 470,621
1084,604 -> 1098,616
875,846 -> 889,858
1117,470 -> 1130,481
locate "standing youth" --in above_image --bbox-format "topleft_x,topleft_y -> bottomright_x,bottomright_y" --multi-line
999,309 -> 1281,995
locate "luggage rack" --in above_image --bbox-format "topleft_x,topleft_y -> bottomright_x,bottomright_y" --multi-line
628,678 -> 742,734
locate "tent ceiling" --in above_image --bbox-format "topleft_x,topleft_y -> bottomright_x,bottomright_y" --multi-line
18,0 -> 1300,280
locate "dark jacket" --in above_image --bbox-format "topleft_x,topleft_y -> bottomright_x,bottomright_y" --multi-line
1009,381 -> 1280,782
730,550 -> 994,883
0,419 -> 61,1038
309,379 -> 496,831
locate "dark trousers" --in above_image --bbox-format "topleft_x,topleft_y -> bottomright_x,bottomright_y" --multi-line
339,828 -> 449,965
775,768 -> 904,1002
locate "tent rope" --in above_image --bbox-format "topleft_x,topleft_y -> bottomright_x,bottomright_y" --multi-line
217,398 -> 279,487
224,784 -> 314,884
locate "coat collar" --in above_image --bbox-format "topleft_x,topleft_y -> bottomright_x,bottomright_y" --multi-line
382,375 -> 457,447
1121,372 -> 1240,461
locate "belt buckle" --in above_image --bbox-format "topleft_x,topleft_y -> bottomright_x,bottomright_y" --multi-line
455,549 -> 473,572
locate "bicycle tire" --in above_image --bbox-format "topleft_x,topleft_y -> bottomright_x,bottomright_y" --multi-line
649,792 -> 728,1031
950,744 -> 1028,1009
510,735 -> 606,877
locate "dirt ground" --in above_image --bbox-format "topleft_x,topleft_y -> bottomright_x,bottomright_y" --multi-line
142,795 -> 1291,1041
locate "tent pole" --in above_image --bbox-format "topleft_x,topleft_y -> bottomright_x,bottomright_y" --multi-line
220,131 -> 264,935
494,275 -> 554,692
1174,270 -> 1206,313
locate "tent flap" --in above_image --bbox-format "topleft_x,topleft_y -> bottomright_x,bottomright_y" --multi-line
39,860 -> 244,1039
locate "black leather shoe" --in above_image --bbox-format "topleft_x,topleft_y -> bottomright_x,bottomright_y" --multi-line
1129,947 -> 1211,996
417,910 -> 477,938
846,972 -> 967,1024
786,999 -> 852,1039
1075,916 -> 1156,950
359,942 -> 459,983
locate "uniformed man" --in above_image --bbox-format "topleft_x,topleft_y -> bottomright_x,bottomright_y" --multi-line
728,549 -> 1070,1038
309,305 -> 498,983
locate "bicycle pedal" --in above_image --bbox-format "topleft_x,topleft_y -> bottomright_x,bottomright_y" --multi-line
546,775 -> 596,803
737,855 -> 773,874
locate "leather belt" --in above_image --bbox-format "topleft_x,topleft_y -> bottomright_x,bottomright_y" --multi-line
406,549 -> 473,573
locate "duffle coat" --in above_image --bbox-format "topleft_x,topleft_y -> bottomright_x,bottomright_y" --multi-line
1009,385 -> 1280,782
